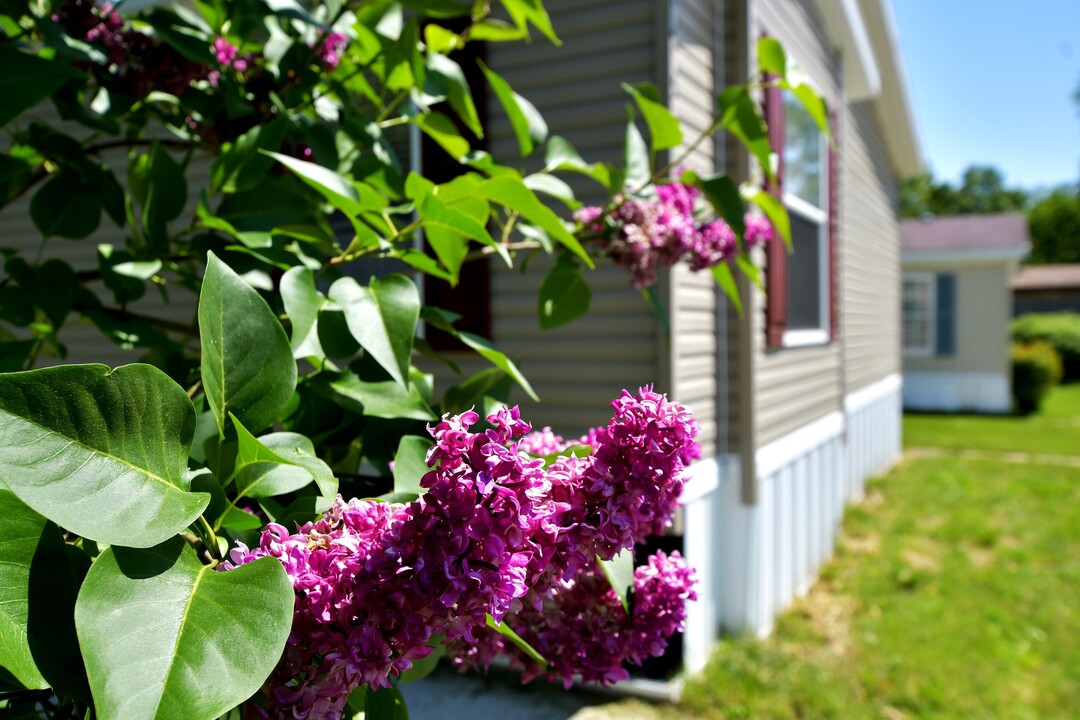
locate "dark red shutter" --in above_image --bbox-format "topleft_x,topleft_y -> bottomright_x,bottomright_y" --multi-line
764,78 -> 787,350
422,32 -> 491,351
828,107 -> 839,340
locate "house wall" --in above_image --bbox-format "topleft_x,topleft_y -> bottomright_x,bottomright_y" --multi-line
668,0 -> 723,457
903,261 -> 1013,413
841,101 -> 901,393
1013,289 -> 1080,317
750,0 -> 843,449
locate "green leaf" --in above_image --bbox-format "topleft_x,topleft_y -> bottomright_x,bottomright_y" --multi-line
0,492 -> 49,690
736,254 -> 764,290
538,254 -> 591,330
212,119 -> 288,193
328,275 -> 419,387
230,415 -> 336,500
757,36 -> 787,78
480,60 -> 548,157
720,92 -> 775,184
281,266 -> 326,359
425,52 -> 483,138
485,614 -> 546,667
542,136 -> 613,191
782,78 -> 831,139
199,252 -> 297,435
421,307 -> 538,402
392,435 -> 432,499
599,548 -> 635,613
0,46 -> 81,127
132,143 -> 187,250
478,175 -> 593,268
0,491 -> 88,699
396,640 -> 445,684
415,111 -> 471,161
75,538 -> 293,720
468,19 -> 527,42
711,262 -> 742,315
623,116 -> 651,190
500,0 -> 560,45
265,151 -> 363,215
622,82 -> 683,152
424,190 -> 508,274
0,364 -> 208,548
742,186 -> 791,249
30,172 -> 101,239
364,683 -> 409,720
523,173 -> 579,209
699,174 -> 746,240
327,371 -> 436,421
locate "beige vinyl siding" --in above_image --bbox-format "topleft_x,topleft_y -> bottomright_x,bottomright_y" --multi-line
1,105 -> 205,368
842,100 -> 901,393
751,0 -> 842,447
468,0 -> 664,436
669,0 -> 721,456
903,262 -> 1012,376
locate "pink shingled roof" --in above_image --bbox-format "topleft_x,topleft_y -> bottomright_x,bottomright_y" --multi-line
1010,264 -> 1080,290
901,212 -> 1029,252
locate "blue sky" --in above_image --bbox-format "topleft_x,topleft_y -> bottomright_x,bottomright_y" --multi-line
892,0 -> 1080,190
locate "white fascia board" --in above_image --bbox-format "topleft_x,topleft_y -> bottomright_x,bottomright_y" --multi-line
815,0 -> 881,100
859,0 -> 925,176
903,245 -> 1031,265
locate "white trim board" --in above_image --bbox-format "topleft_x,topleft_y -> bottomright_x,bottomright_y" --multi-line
903,370 -> 1011,413
844,373 -> 902,414
756,410 -> 845,478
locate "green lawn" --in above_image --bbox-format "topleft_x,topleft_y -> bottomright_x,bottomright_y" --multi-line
903,384 -> 1080,456
587,386 -> 1080,720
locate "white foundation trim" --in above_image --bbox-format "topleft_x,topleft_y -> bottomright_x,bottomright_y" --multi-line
756,410 -> 845,478
903,370 -> 1011,413
845,372 -> 902,413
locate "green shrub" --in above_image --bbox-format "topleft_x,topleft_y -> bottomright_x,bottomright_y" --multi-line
1011,341 -> 1063,413
1010,312 -> 1080,381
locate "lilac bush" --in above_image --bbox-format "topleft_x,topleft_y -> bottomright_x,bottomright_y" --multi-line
223,389 -> 700,718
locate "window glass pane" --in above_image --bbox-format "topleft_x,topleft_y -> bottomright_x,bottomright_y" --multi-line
786,211 -> 822,331
783,93 -> 823,209
902,278 -> 931,350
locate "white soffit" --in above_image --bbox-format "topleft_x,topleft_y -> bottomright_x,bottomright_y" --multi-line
859,0 -> 925,176
815,0 -> 881,100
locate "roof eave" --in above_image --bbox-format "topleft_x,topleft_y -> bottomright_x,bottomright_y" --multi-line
857,0 -> 925,177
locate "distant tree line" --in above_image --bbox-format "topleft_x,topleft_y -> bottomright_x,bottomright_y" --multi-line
901,165 -> 1080,265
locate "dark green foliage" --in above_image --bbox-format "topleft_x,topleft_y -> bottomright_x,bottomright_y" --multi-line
1027,187 -> 1080,264
1011,312 -> 1080,381
1010,341 -> 1062,414
901,165 -> 1027,219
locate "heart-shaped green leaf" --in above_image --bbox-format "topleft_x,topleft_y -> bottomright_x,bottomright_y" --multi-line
0,491 -> 90,700
328,275 -> 419,387
0,46 -> 81,128
0,491 -> 50,690
0,364 -> 209,548
199,252 -> 297,435
75,538 -> 293,720
280,267 -> 326,360
598,548 -> 635,613
538,254 -> 591,330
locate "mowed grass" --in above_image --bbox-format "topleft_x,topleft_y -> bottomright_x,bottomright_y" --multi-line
903,384 -> 1080,456
675,457 -> 1080,719
587,386 -> 1080,720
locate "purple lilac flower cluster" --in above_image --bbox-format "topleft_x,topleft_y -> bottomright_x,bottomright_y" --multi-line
450,550 -> 698,688
223,388 -> 700,718
573,182 -> 775,289
314,31 -> 349,70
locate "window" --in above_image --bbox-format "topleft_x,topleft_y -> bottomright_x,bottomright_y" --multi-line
763,67 -> 836,350
903,272 -> 955,357
902,273 -> 935,356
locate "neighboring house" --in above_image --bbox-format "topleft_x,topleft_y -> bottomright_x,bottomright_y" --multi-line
1011,264 -> 1080,316
901,213 -> 1029,414
474,0 -> 922,676
2,0 -> 922,685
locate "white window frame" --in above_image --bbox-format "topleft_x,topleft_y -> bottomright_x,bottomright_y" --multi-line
780,97 -> 830,349
902,272 -> 936,358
